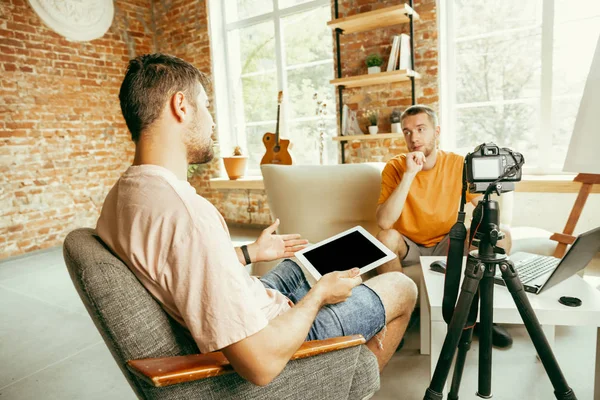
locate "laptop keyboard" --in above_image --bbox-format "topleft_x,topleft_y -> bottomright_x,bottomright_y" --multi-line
495,255 -> 559,283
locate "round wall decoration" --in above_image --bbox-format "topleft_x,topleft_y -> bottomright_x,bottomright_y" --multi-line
28,0 -> 114,42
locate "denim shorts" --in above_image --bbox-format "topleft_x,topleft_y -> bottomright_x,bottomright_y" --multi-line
260,259 -> 386,342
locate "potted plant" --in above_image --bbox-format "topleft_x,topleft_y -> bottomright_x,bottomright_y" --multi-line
366,109 -> 378,135
222,146 -> 248,180
390,109 -> 402,133
366,53 -> 383,74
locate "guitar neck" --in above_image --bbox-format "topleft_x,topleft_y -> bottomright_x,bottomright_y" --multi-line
275,91 -> 283,146
275,104 -> 281,145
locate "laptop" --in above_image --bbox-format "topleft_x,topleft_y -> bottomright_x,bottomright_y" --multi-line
494,226 -> 600,294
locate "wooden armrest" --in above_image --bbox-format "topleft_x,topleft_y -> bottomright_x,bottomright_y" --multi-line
127,334 -> 365,388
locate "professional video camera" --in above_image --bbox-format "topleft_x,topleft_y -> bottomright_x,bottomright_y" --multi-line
465,143 -> 524,193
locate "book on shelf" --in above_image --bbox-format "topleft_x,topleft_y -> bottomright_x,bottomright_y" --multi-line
386,35 -> 400,72
398,33 -> 411,70
386,34 -> 411,72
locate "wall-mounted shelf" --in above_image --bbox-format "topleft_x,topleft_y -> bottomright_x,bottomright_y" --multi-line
330,69 -> 420,88
329,0 -> 418,163
327,4 -> 419,34
332,133 -> 404,142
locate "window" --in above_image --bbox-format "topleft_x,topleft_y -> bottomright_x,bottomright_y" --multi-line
209,0 -> 337,175
441,0 -> 600,173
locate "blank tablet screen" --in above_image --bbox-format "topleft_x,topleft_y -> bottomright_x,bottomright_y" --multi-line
302,230 -> 387,275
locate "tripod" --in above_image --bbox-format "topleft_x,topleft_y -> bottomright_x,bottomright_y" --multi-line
423,195 -> 577,400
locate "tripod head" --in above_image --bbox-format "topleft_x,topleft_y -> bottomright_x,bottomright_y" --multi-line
470,186 -> 508,259
467,143 -> 524,259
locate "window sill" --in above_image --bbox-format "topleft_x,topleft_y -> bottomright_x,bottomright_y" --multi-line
208,174 -> 596,193
209,176 -> 265,190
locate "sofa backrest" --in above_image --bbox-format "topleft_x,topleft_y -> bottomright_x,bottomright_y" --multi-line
262,163 -> 385,242
261,163 -> 514,244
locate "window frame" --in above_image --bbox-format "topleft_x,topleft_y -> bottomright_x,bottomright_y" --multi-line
439,0 -> 577,175
208,0 -> 335,175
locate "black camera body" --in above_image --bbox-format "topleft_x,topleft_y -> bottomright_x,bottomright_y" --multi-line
465,143 -> 524,193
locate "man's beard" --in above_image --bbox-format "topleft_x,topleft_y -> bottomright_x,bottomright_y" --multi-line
187,141 -> 214,165
185,119 -> 214,165
423,144 -> 434,158
419,137 -> 436,158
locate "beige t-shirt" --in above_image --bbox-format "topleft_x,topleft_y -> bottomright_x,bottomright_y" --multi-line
96,165 -> 291,353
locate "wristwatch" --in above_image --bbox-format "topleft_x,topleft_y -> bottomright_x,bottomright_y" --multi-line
240,244 -> 252,265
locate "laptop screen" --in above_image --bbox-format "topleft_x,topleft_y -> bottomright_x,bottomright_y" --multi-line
541,226 -> 600,293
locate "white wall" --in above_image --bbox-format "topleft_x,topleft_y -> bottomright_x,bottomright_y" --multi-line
512,193 -> 600,234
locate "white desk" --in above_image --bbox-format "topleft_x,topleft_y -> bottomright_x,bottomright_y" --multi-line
419,256 -> 600,398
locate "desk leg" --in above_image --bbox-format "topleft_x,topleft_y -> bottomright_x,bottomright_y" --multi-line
420,278 -> 430,355
595,327 -> 600,400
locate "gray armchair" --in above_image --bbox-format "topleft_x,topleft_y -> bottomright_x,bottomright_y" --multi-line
63,228 -> 380,400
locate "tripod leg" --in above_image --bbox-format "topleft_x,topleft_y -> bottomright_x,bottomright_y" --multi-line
448,327 -> 474,400
499,261 -> 578,400
449,289 -> 479,400
477,273 -> 495,398
424,258 -> 484,400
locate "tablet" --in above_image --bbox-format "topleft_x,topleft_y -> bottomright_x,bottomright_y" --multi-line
295,226 -> 397,280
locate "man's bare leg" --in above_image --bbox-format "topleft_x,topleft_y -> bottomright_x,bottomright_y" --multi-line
363,272 -> 418,371
376,229 -> 408,274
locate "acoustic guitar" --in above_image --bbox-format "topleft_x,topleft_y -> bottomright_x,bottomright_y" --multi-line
260,91 -> 293,165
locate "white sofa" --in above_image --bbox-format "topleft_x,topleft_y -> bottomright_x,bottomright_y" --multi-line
259,163 -> 557,284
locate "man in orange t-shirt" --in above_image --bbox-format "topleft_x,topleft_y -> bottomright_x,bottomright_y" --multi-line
376,105 -> 513,348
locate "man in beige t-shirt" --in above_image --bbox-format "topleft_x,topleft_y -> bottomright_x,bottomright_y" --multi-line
97,53 -> 418,386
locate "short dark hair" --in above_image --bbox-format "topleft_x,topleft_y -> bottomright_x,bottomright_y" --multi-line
400,105 -> 438,128
118,53 -> 209,142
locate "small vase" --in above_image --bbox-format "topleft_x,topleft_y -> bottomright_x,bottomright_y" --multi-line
391,122 -> 401,133
222,156 -> 248,180
367,66 -> 381,74
368,126 -> 378,135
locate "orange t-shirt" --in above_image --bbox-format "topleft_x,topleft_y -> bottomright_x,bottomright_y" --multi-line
378,150 -> 478,247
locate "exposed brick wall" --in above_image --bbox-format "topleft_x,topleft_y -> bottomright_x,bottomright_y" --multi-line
0,0 -> 154,259
0,0 -> 438,260
333,0 -> 438,163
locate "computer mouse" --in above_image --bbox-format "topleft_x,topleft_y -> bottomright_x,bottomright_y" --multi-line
430,260 -> 447,274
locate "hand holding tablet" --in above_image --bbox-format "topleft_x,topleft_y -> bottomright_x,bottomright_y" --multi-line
295,226 -> 397,281
312,268 -> 363,305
